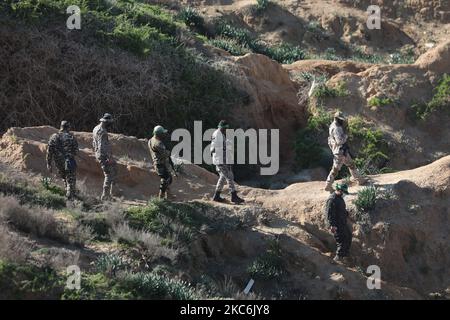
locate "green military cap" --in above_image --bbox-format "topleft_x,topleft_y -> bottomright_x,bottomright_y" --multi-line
334,111 -> 346,121
218,120 -> 229,129
335,183 -> 349,194
153,125 -> 168,135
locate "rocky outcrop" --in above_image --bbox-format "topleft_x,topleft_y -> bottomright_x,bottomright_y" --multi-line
415,40 -> 450,76
285,40 -> 450,170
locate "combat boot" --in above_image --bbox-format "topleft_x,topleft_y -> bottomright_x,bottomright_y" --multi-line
101,186 -> 112,201
101,193 -> 110,201
333,255 -> 352,265
333,255 -> 343,264
231,191 -> 244,204
213,191 -> 226,203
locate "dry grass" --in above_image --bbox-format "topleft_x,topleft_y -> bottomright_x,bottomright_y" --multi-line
32,247 -> 80,271
0,196 -> 93,247
0,225 -> 33,263
0,19 -> 244,137
111,223 -> 178,263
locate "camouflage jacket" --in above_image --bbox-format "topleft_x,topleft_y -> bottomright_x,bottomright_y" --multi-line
210,129 -> 233,165
47,131 -> 79,166
328,120 -> 348,155
92,124 -> 112,162
148,136 -> 171,168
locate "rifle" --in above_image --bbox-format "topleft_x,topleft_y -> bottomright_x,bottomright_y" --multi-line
150,140 -> 177,177
341,142 -> 354,158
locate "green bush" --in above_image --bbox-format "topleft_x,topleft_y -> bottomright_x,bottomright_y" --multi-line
347,117 -> 389,174
294,109 -> 333,169
178,6 -> 204,29
368,96 -> 394,107
125,199 -> 212,244
412,74 -> 450,120
94,253 -> 127,277
252,41 -> 306,64
214,21 -> 305,64
216,22 -> 253,45
306,21 -> 323,34
354,186 -> 378,213
351,46 -> 384,64
118,2 -> 181,36
323,48 -> 341,61
120,272 -> 200,300
256,0 -> 270,12
41,177 -> 66,197
389,48 -> 415,64
312,81 -> 349,99
62,272 -> 132,300
208,37 -> 250,56
109,16 -> 172,57
247,240 -> 284,280
0,259 -> 63,299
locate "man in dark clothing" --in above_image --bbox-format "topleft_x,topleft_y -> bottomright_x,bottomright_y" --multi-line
325,183 -> 353,263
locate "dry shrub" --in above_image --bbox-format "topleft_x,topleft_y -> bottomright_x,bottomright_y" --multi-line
102,202 -> 127,227
0,21 -> 243,137
0,196 -> 59,236
111,223 -> 178,262
32,247 -> 80,271
0,225 -> 33,263
0,196 -> 92,246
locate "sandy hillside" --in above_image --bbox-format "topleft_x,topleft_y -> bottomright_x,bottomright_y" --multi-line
1,127 -> 449,298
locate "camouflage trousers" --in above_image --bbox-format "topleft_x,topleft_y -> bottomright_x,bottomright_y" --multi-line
326,152 -> 361,184
215,164 -> 236,193
156,164 -> 172,193
55,161 -> 76,198
100,160 -> 117,199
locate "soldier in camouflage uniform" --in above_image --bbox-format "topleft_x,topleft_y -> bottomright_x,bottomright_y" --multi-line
46,121 -> 79,199
148,125 -> 176,199
325,111 -> 365,192
211,120 -> 244,204
93,113 -> 117,201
